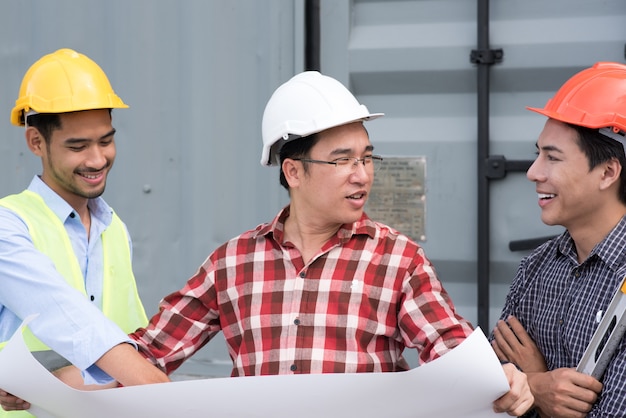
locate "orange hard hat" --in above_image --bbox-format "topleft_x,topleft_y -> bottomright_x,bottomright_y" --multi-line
527,62 -> 626,143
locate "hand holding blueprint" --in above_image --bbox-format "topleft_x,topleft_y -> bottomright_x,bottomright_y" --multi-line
0,317 -> 510,418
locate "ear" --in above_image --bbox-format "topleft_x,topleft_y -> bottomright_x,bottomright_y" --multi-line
25,127 -> 45,157
599,157 -> 622,191
282,158 -> 302,189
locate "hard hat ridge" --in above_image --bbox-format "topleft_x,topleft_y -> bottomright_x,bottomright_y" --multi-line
260,71 -> 383,166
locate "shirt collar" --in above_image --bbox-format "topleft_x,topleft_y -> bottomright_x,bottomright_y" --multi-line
27,175 -> 113,226
255,205 -> 378,244
557,215 -> 626,271
591,215 -> 626,270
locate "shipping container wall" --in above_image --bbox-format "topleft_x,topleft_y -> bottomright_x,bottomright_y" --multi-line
0,0 -> 624,379
318,0 -> 625,332
0,0 -> 302,378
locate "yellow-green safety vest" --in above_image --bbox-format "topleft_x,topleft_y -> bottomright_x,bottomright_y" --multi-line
0,190 -> 147,418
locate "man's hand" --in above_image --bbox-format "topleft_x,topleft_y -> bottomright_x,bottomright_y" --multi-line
492,315 -> 547,373
493,363 -> 534,416
527,368 -> 602,418
0,389 -> 29,412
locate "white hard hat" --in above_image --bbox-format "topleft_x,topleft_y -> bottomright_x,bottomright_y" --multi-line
260,71 -> 383,166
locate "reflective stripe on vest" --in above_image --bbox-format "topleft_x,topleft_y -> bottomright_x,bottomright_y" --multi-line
0,190 -> 147,352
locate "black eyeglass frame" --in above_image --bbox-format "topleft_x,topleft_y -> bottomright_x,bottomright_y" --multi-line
292,155 -> 384,171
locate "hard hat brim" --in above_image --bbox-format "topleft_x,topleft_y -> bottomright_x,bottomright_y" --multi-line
261,112 -> 384,166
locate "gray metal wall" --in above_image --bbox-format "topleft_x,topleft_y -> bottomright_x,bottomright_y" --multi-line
0,0 -> 301,377
321,0 -> 626,330
0,0 -> 624,378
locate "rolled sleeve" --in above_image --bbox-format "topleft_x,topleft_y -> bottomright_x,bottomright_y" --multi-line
71,324 -> 137,385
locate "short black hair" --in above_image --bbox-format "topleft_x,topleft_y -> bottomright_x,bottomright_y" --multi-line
25,109 -> 113,143
569,123 -> 626,205
278,134 -> 320,191
25,113 -> 62,143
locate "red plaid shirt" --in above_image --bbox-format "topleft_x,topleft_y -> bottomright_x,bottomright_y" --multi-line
131,206 -> 473,376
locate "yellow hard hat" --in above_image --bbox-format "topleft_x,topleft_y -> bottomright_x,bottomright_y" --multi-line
11,48 -> 128,126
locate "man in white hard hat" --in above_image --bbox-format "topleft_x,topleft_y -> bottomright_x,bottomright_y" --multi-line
3,71 -> 533,416
131,71 -> 531,415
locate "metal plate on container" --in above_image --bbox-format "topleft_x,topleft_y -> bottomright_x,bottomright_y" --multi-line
366,156 -> 426,242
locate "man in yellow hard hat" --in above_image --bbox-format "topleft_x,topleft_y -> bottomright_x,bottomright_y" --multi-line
491,62 -> 626,417
0,48 -> 168,417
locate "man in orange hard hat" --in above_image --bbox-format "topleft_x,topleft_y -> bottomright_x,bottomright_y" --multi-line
491,62 -> 626,417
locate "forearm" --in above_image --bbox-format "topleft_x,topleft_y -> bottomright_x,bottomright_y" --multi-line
0,344 -> 168,413
95,343 -> 170,386
527,372 -> 553,413
53,366 -> 117,390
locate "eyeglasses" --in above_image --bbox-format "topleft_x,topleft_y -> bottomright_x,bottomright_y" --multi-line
293,155 -> 384,174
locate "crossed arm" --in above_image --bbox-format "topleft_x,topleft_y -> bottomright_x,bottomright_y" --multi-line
492,316 -> 603,418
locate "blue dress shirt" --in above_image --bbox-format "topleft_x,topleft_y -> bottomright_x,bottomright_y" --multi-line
0,176 -> 135,384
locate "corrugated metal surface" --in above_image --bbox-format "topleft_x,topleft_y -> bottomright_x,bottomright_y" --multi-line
0,0 -> 301,378
317,0 -> 626,328
0,0 -> 624,378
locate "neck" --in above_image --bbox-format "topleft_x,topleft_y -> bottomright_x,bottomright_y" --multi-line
283,208 -> 340,264
569,207 -> 626,263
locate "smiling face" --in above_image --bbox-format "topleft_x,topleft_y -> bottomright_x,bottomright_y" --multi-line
27,109 -> 116,211
527,119 -> 608,231
285,122 -> 375,231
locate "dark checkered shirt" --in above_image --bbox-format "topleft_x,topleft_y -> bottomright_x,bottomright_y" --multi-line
496,216 -> 626,417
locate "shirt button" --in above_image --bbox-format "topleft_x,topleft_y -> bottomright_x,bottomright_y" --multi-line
290,364 -> 297,371
558,318 -> 564,325
69,212 -> 76,219
300,272 -> 305,278
294,319 -> 300,325
573,270 -> 580,278
90,295 -> 95,301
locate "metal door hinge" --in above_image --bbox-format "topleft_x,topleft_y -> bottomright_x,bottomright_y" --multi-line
470,48 -> 503,65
